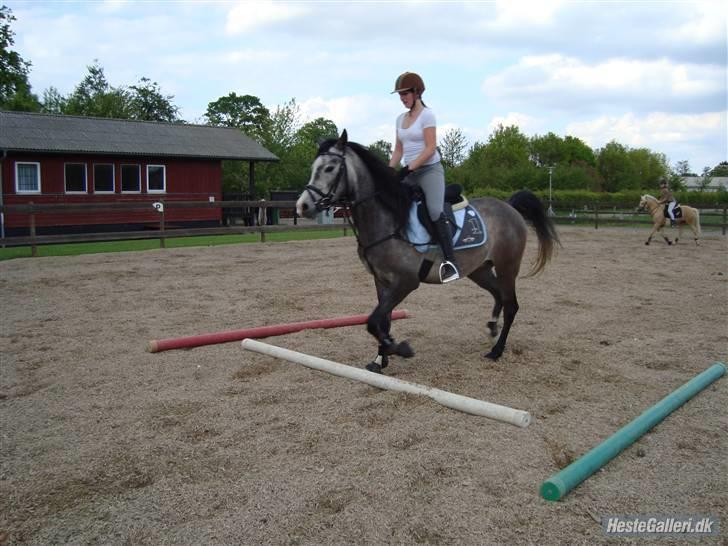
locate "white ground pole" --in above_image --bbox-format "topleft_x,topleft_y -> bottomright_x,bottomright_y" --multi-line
242,339 -> 532,428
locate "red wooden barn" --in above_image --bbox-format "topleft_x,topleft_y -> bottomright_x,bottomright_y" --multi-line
0,111 -> 278,237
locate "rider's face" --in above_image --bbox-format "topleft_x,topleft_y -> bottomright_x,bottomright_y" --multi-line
398,90 -> 415,108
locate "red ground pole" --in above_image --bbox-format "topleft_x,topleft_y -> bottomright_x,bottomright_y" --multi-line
146,309 -> 411,353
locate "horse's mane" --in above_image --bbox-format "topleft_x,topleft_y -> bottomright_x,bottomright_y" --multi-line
317,139 -> 411,229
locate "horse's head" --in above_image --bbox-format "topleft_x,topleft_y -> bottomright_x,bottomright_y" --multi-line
637,194 -> 656,212
296,130 -> 351,219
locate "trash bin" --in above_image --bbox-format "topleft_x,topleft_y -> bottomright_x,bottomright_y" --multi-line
270,190 -> 300,225
317,209 -> 333,224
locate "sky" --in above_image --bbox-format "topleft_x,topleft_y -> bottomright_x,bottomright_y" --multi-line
8,0 -> 728,173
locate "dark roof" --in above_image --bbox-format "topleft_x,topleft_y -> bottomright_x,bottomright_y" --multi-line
0,110 -> 278,162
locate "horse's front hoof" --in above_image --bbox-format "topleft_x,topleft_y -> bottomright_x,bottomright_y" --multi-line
645,241 -> 650,245
484,350 -> 501,361
366,362 -> 383,374
395,341 -> 414,358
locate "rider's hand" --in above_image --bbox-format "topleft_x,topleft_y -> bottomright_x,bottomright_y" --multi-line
398,165 -> 411,181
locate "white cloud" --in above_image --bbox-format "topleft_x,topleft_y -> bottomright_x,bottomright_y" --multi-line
491,0 -> 564,27
487,112 -> 543,136
483,54 -> 725,113
566,111 -> 726,167
297,95 -> 401,144
225,1 -> 308,34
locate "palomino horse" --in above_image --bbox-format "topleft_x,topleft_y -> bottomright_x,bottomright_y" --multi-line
296,130 -> 560,373
638,194 -> 701,246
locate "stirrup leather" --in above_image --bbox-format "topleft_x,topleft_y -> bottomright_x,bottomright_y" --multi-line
439,260 -> 460,283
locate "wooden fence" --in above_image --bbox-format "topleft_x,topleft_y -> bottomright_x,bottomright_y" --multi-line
550,202 -> 727,233
1,200 -> 725,257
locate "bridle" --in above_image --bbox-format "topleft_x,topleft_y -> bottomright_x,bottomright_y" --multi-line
302,147 -> 404,260
303,151 -> 349,213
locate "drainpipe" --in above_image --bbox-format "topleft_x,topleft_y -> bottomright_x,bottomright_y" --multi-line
0,149 -> 6,243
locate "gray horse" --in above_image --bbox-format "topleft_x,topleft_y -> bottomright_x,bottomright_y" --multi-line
297,130 -> 559,373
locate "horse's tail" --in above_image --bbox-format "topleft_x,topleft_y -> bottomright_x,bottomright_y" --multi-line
508,190 -> 561,276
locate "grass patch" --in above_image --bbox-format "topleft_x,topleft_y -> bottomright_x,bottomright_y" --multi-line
0,229 -> 350,261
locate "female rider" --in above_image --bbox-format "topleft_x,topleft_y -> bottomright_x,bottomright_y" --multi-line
388,71 -> 459,283
658,178 -> 679,226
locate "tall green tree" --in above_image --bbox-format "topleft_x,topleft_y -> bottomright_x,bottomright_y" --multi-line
40,86 -> 67,114
673,160 -> 694,176
64,61 -> 131,118
295,117 -> 338,146
368,140 -> 392,164
627,148 -> 669,189
439,127 -> 468,169
0,5 -> 40,111
596,141 -> 640,192
563,136 -> 596,166
128,77 -> 181,122
262,98 -> 300,152
529,132 -> 565,167
485,125 -> 531,169
710,161 -> 728,176
204,92 -> 269,138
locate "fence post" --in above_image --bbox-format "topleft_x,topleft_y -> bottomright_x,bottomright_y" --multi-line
159,200 -> 166,249
594,204 -> 599,229
258,200 -> 267,243
723,206 -> 726,236
29,201 -> 37,257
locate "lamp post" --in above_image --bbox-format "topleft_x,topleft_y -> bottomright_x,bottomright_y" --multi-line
547,166 -> 555,217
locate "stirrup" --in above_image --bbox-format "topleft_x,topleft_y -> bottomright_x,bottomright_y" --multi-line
439,261 -> 460,283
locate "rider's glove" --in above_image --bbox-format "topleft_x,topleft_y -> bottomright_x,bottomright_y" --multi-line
398,165 -> 412,181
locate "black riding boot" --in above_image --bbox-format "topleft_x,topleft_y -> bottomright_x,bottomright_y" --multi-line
434,213 -> 460,283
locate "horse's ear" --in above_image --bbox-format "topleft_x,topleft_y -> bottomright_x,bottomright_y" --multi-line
335,129 -> 348,151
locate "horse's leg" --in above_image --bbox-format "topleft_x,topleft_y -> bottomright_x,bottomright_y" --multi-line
645,221 -> 659,245
469,263 -> 517,360
468,261 -> 502,338
689,213 -> 700,246
366,277 -> 417,374
656,220 -> 672,245
486,276 -> 518,360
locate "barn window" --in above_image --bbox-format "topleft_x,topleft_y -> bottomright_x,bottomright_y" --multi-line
15,162 -> 41,193
65,163 -> 87,193
94,164 -> 115,193
147,165 -> 166,193
121,164 -> 141,192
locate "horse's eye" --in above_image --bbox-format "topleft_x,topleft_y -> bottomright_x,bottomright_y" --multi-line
324,166 -> 335,173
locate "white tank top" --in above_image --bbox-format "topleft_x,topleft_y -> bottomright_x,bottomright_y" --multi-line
397,107 -> 441,166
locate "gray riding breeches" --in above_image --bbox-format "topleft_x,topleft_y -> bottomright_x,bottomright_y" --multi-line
405,161 -> 445,221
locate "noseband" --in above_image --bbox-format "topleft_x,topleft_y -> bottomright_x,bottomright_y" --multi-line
303,151 -> 348,212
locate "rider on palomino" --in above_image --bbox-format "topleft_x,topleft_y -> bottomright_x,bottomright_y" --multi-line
658,178 -> 679,226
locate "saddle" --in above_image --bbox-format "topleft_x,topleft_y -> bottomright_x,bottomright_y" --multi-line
405,184 -> 487,252
663,203 -> 683,219
411,184 -> 465,234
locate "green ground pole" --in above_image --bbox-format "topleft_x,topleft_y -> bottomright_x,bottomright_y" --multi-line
541,362 -> 726,502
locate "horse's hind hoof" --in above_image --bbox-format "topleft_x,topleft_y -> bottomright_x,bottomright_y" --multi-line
366,362 -> 383,374
484,350 -> 501,361
395,341 -> 414,358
